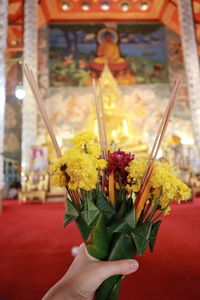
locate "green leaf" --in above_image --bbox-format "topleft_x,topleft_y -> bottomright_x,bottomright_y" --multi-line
107,208 -> 136,238
107,221 -> 130,239
149,220 -> 162,252
132,220 -> 152,255
126,196 -> 134,212
95,276 -> 121,300
80,197 -> 100,226
107,278 -> 121,300
115,201 -> 126,220
63,199 -> 79,227
96,190 -> 115,216
86,213 -> 109,260
125,208 -> 136,229
109,233 -> 137,260
133,220 -> 152,239
95,233 -> 137,300
132,233 -> 149,255
76,215 -> 94,240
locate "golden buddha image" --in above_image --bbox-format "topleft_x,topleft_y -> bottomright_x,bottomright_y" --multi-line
88,65 -> 148,157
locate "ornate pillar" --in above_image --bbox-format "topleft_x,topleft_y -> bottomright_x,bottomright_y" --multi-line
0,0 -> 8,212
178,0 -> 200,149
22,0 -> 38,172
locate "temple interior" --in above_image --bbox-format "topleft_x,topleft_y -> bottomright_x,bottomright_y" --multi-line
0,1 -> 200,300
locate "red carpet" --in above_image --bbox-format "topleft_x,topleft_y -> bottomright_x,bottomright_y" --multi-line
0,199 -> 200,300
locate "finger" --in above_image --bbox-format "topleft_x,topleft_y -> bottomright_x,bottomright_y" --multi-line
96,259 -> 139,281
67,244 -> 138,283
68,259 -> 139,298
64,244 -> 100,281
64,244 -> 87,280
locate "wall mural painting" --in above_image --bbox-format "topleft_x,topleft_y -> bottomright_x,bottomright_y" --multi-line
49,23 -> 169,87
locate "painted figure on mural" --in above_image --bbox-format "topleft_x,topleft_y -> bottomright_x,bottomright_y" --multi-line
95,29 -> 126,65
91,28 -> 128,71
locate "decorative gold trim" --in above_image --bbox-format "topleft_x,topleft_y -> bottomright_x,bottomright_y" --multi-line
50,10 -> 159,20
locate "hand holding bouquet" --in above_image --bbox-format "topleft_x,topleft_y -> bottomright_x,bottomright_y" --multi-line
50,132 -> 191,300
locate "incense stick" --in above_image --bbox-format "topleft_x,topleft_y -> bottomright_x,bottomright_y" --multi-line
92,78 -> 105,158
22,63 -> 62,158
99,78 -> 108,158
141,79 -> 179,186
140,77 -> 182,194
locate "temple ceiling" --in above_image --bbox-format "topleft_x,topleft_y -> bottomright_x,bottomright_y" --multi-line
7,0 -> 200,52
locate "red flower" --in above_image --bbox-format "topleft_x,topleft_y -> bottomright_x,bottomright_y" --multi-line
108,150 -> 134,185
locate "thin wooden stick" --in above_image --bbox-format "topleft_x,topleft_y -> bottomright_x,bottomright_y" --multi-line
99,78 -> 108,158
22,63 -> 62,158
140,77 -> 182,194
92,78 -> 104,158
140,96 -> 175,193
141,78 -> 181,186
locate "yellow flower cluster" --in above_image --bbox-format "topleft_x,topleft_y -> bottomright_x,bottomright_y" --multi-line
151,163 -> 190,214
50,132 -> 106,191
126,159 -> 147,192
71,132 -> 97,147
49,157 -> 67,187
126,159 -> 191,215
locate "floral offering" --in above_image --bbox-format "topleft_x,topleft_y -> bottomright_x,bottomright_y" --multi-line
50,131 -> 191,300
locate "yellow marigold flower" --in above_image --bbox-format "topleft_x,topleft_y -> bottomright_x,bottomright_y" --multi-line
49,157 -> 63,173
175,181 -> 191,203
151,164 -> 191,212
50,170 -> 67,187
163,206 -> 171,216
49,132 -> 106,191
71,132 -> 96,147
87,144 -> 101,158
96,158 -> 107,170
126,159 -> 147,192
155,161 -> 176,174
62,148 -> 99,190
126,159 -> 191,215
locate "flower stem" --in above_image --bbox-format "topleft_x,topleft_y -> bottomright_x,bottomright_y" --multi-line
147,193 -> 162,221
141,200 -> 152,222
151,211 -> 163,223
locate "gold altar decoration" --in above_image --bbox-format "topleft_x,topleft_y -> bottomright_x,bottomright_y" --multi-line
18,171 -> 49,203
88,65 -> 148,157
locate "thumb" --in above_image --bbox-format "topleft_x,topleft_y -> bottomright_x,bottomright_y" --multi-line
97,259 -> 139,282
68,259 -> 139,298
75,259 -> 139,294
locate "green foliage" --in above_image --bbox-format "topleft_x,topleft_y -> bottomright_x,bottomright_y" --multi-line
96,233 -> 137,300
80,197 -> 100,226
86,213 -> 109,260
95,275 -> 121,300
65,188 -> 162,299
149,220 -> 162,252
76,214 -> 94,240
132,220 -> 152,255
63,199 -> 79,227
96,190 -> 115,216
107,208 -> 136,238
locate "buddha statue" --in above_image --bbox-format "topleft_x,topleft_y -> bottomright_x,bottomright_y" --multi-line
88,65 -> 148,157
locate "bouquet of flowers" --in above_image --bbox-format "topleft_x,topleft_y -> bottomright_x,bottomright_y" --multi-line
23,64 -> 190,300
49,131 -> 190,300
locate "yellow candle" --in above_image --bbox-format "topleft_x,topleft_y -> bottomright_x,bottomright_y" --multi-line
136,167 -> 156,221
109,172 -> 115,205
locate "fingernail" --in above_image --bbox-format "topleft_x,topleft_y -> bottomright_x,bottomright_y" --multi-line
129,260 -> 139,272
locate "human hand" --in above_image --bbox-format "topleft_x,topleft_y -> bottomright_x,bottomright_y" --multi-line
42,243 -> 139,300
